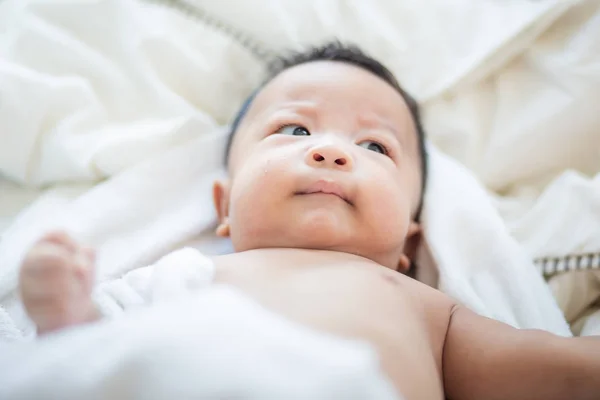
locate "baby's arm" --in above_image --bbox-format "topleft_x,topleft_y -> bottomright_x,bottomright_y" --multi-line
443,306 -> 600,400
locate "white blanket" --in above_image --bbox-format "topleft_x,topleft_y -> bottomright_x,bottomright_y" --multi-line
0,286 -> 399,400
423,1 -> 600,260
2,0 -> 588,342
9,0 -> 600,396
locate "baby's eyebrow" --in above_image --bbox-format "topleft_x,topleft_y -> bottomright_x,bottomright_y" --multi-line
250,101 -> 318,133
271,101 -> 319,117
358,115 -> 401,139
253,101 -> 319,128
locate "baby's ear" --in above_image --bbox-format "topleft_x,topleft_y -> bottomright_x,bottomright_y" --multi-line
213,179 -> 231,237
397,222 -> 422,273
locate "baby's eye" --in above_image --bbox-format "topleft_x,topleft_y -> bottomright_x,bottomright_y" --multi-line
276,125 -> 310,136
358,140 -> 388,155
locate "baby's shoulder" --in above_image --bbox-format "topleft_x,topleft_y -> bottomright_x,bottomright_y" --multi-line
380,267 -> 456,305
390,270 -> 458,328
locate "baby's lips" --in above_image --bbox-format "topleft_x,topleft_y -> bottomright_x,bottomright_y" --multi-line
299,178 -> 353,204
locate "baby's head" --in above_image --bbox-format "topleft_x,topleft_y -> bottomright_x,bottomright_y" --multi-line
213,42 -> 427,272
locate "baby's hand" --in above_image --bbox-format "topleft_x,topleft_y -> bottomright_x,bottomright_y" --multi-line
19,231 -> 100,335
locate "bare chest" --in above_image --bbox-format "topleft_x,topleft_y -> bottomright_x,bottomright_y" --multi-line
212,250 -> 451,399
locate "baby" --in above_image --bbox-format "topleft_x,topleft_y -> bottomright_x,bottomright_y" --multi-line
19,42 -> 600,399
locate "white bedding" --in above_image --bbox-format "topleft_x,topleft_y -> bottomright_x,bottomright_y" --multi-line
1,0 -> 599,396
0,286 -> 399,400
2,0 -> 594,332
0,178 -> 41,237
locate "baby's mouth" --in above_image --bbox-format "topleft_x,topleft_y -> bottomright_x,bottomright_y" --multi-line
295,180 -> 353,205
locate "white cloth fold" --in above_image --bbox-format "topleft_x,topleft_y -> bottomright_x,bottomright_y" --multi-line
0,286 -> 399,400
420,147 -> 571,335
424,0 -> 600,261
0,134 -> 229,339
93,247 -> 215,317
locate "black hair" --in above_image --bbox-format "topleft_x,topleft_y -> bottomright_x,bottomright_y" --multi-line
225,41 -> 427,222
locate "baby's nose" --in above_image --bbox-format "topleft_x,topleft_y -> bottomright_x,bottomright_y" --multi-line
306,144 -> 353,171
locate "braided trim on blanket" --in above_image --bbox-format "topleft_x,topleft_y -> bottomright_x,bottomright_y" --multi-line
144,0 -> 274,63
536,252 -> 600,277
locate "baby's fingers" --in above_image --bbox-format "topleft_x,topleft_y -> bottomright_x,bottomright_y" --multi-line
38,231 -> 78,252
73,247 -> 96,292
82,246 -> 96,264
21,243 -> 73,277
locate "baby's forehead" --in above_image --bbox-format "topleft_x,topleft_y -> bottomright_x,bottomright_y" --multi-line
247,62 -> 414,128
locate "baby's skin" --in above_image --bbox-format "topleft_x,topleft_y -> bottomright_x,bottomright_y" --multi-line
20,60 -> 600,399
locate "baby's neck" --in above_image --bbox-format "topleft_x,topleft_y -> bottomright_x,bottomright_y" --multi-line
215,247 -> 385,268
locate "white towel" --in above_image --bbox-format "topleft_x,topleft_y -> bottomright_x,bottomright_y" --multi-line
0,286 -> 399,400
92,247 -> 216,317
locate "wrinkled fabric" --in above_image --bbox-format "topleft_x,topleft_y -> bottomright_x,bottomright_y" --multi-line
0,286 -> 400,400
1,0 -> 598,342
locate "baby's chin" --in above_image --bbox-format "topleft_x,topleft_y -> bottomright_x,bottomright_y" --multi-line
288,208 -> 355,248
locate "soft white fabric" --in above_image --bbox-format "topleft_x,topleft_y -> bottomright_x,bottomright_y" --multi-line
0,286 -> 399,400
0,0 -> 263,185
0,0 -> 261,341
422,0 -> 600,334
92,247 -> 216,318
190,0 -> 575,101
421,147 -> 570,334
499,171 -> 600,259
6,1 -> 600,396
1,0 -> 592,342
0,178 -> 41,238
0,135 -> 230,340
423,0 -> 600,259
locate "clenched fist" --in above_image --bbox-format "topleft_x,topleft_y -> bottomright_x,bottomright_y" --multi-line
19,231 -> 100,335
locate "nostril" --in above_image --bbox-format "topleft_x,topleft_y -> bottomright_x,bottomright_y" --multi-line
313,153 -> 325,162
335,158 -> 346,166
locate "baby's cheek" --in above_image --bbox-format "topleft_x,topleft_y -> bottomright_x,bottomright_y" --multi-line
367,186 -> 411,237
228,199 -> 273,251
228,165 -> 289,244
